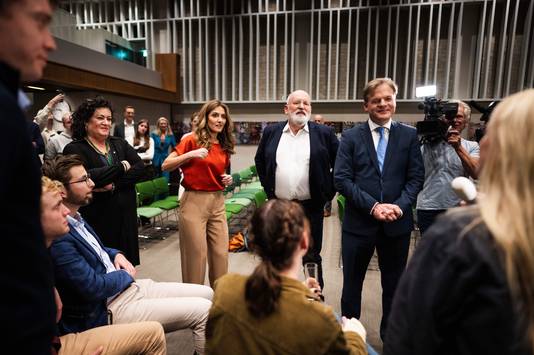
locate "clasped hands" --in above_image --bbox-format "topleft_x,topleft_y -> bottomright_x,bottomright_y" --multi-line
372,203 -> 402,222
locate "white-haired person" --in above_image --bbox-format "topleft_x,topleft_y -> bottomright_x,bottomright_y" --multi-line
385,89 -> 534,354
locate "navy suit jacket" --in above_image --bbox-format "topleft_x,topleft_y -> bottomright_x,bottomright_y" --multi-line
254,121 -> 339,207
50,219 -> 134,334
334,121 -> 424,237
113,122 -> 125,139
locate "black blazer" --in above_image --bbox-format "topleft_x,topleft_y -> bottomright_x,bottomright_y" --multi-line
334,121 -> 424,236
254,121 -> 339,207
113,122 -> 125,139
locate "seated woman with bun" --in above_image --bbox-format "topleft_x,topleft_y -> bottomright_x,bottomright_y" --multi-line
206,199 -> 368,354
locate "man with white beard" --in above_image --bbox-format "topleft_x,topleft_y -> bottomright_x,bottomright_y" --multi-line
254,90 -> 339,289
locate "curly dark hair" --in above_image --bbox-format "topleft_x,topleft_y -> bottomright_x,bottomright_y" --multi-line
71,97 -> 114,140
245,199 -> 310,318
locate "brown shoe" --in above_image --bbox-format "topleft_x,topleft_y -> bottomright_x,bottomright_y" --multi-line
323,210 -> 331,217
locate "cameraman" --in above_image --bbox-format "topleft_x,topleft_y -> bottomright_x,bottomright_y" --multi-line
416,100 -> 479,235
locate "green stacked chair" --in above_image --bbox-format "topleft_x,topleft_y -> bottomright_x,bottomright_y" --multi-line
233,189 -> 267,207
249,165 -> 257,178
151,177 -> 179,211
136,180 -> 178,220
239,168 -> 253,184
136,192 -> 164,239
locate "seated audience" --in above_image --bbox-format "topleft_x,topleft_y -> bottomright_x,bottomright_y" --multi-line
43,155 -> 214,355
384,89 -> 534,355
206,199 -> 368,354
127,118 -> 155,181
40,176 -> 166,355
45,112 -> 73,160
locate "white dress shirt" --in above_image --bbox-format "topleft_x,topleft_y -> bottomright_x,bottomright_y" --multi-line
124,120 -> 135,142
67,214 -> 116,274
275,123 -> 311,200
368,118 -> 392,150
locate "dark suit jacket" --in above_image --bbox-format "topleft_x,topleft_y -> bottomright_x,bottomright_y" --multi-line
113,122 -> 125,139
334,121 -> 424,237
50,219 -> 134,334
254,121 -> 339,207
0,61 -> 55,353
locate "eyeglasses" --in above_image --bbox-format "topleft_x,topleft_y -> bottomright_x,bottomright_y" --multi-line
66,174 -> 92,186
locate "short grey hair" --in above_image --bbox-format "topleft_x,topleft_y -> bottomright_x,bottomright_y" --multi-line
448,99 -> 471,122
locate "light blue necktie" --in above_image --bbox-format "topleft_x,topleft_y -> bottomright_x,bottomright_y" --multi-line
376,126 -> 387,172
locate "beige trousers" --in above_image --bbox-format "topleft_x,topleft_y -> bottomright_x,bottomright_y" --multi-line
108,279 -> 213,355
178,190 -> 229,286
59,321 -> 166,355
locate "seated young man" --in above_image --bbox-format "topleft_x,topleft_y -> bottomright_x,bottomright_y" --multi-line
40,176 -> 166,355
42,155 -> 213,355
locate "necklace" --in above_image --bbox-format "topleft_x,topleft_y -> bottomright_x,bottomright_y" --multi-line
86,138 -> 113,165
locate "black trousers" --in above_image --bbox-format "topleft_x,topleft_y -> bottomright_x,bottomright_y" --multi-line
298,199 -> 325,289
341,227 -> 410,340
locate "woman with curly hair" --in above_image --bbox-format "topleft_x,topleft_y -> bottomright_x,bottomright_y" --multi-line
63,97 -> 144,265
206,199 -> 368,354
163,99 -> 235,286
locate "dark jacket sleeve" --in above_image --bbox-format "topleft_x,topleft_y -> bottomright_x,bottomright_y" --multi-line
50,236 -> 134,302
325,126 -> 339,201
334,130 -> 377,212
391,127 -> 424,214
254,125 -> 271,197
115,138 -> 144,188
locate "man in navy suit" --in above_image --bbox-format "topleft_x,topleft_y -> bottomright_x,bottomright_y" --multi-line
113,105 -> 135,140
255,90 -> 339,289
42,155 -> 213,354
334,78 -> 424,340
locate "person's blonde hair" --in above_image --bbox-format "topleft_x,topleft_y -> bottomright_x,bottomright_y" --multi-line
194,99 -> 235,154
478,88 -> 534,350
362,77 -> 398,103
155,117 -> 173,137
41,176 -> 64,197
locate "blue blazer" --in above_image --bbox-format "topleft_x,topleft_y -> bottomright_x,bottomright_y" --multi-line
334,121 -> 424,237
49,220 -> 134,334
254,121 -> 339,207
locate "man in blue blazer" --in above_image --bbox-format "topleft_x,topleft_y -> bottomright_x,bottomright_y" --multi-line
255,90 -> 339,288
43,155 -> 213,354
334,78 -> 424,340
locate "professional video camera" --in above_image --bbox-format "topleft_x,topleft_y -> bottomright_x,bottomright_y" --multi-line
415,96 -> 458,144
469,100 -> 499,142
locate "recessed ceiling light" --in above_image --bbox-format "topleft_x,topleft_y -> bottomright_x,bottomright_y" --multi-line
26,85 -> 46,90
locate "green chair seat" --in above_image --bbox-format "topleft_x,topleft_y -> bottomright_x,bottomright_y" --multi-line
150,200 -> 179,210
239,168 -> 253,183
233,190 -> 267,207
226,211 -> 233,220
246,181 -> 263,189
224,197 -> 252,207
137,206 -> 163,219
225,203 -> 244,214
163,195 -> 179,204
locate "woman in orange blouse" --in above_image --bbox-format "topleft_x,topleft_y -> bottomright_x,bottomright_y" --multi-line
163,99 -> 235,286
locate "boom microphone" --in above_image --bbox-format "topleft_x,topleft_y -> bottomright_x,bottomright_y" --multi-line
451,177 -> 477,204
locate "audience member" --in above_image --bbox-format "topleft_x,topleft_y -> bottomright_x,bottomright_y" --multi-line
35,92 -> 70,132
45,111 -> 73,160
0,0 -> 57,351
127,118 -> 155,181
385,89 -> 534,355
255,90 -> 339,289
43,155 -> 213,354
63,97 -> 144,264
334,78 -> 424,340
416,100 -> 479,235
113,105 -> 135,141
40,176 -> 167,355
40,111 -> 56,144
162,100 -> 234,286
181,111 -> 199,141
152,116 -> 176,181
206,199 -> 368,354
